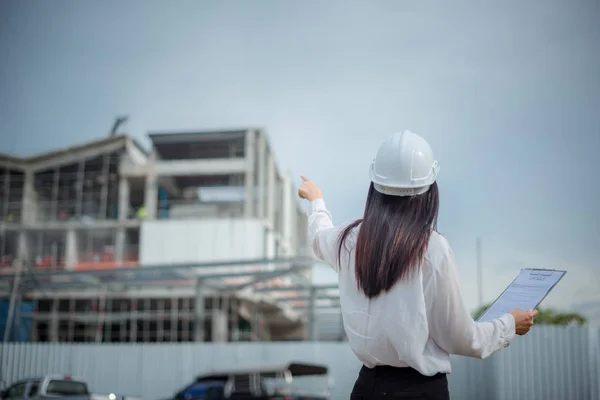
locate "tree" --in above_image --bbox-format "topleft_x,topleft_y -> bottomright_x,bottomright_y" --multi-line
472,303 -> 588,326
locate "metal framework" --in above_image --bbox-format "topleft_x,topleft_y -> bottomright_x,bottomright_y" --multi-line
0,256 -> 341,344
0,130 -> 336,344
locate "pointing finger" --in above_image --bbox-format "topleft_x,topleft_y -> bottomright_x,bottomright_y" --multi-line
300,174 -> 309,182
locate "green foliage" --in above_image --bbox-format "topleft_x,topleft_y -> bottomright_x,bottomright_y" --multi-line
472,303 -> 588,326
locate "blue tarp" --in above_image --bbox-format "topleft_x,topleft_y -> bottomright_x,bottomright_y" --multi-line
158,187 -> 169,219
0,300 -> 33,342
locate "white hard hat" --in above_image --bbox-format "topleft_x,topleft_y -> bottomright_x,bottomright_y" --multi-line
369,130 -> 440,196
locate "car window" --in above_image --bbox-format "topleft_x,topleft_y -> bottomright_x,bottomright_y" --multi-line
45,380 -> 88,396
6,383 -> 27,399
27,381 -> 40,397
184,383 -> 207,399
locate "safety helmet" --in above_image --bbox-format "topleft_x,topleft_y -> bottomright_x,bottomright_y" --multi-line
369,130 -> 439,196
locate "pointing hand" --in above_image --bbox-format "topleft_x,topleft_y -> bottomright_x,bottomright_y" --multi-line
297,174 -> 323,202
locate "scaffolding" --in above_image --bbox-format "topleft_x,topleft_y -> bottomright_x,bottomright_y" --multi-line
0,256 -> 342,344
31,154 -> 123,222
0,129 -> 320,346
0,167 -> 25,224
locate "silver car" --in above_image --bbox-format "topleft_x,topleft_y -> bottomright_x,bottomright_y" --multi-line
1,375 -> 90,400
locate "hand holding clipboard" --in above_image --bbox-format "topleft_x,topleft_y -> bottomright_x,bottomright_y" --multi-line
477,268 -> 566,335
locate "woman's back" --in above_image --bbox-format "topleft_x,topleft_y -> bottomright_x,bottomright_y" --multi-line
327,222 -> 459,375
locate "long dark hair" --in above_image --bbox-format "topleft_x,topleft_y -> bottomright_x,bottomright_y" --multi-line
337,182 -> 439,298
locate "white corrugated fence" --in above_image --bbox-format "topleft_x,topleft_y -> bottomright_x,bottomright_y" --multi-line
1,326 -> 598,400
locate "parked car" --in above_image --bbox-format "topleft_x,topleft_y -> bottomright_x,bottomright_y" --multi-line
171,362 -> 331,400
0,375 -> 90,400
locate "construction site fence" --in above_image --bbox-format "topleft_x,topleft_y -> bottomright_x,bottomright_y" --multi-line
1,325 -> 599,400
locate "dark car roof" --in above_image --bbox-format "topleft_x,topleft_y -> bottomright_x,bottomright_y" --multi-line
196,362 -> 328,381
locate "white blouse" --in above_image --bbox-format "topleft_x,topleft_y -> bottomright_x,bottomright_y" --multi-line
307,198 -> 516,376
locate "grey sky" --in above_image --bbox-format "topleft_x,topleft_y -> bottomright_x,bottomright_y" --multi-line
1,0 -> 599,322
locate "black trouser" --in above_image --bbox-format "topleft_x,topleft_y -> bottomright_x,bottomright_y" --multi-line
350,365 -> 450,400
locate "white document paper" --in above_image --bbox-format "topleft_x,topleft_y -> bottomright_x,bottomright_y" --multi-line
477,269 -> 566,322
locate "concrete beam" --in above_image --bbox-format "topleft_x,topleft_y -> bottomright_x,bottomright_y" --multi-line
0,159 -> 26,171
76,275 -> 102,285
157,159 -> 246,176
29,139 -> 127,172
275,294 -> 340,302
0,222 -> 21,231
120,158 -> 246,177
125,138 -> 148,165
19,219 -> 141,231
227,265 -> 311,291
18,266 -> 310,294
254,284 -> 338,293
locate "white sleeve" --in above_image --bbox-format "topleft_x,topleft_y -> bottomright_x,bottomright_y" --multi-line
424,244 -> 516,359
307,198 -> 341,272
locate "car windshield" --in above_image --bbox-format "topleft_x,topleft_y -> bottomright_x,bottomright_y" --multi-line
46,380 -> 88,396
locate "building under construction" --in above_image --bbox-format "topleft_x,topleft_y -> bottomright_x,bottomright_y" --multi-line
0,128 -> 343,344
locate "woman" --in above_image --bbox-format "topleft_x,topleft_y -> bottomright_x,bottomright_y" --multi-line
298,131 -> 538,399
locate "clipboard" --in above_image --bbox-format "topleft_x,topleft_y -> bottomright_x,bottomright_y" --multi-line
476,268 -> 567,322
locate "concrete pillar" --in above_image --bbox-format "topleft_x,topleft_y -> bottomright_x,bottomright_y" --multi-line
119,301 -> 128,342
50,168 -> 59,221
129,299 -> 138,343
99,154 -> 110,219
115,227 -> 126,265
275,176 -> 283,236
256,132 -> 266,219
194,279 -> 205,342
49,298 -> 59,343
144,174 -> 157,220
75,160 -> 85,218
266,154 -> 275,229
170,297 -> 179,342
212,305 -> 228,343
244,130 -> 255,218
65,228 -> 77,270
2,168 -> 9,221
281,173 -> 293,250
290,195 -> 298,253
21,170 -> 36,224
17,231 -> 29,264
118,177 -> 130,221
231,297 -> 239,341
251,307 -> 259,342
157,299 -> 165,342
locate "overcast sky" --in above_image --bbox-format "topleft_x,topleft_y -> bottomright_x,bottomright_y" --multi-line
1,0 -> 599,323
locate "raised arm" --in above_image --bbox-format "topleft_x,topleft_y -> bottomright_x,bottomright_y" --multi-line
298,175 -> 341,271
307,199 -> 342,271
424,241 -> 522,359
